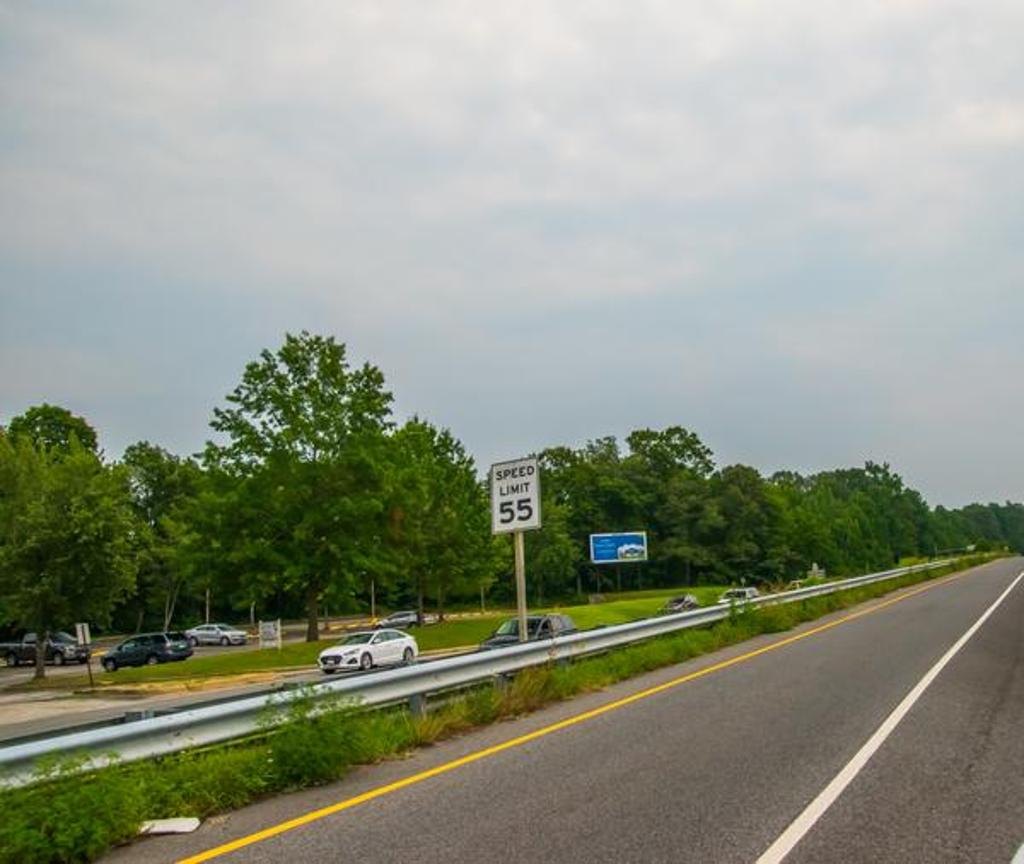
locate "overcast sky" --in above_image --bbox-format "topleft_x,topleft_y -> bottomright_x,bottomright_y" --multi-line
1,1 -> 1022,507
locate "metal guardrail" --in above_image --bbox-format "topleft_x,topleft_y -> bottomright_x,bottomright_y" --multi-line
0,559 -> 955,788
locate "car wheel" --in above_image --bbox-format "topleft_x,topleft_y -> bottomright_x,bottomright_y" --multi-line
189,636 -> 199,647
402,647 -> 415,665
322,668 -> 336,675
5,652 -> 18,668
359,653 -> 373,671
220,636 -> 229,646
145,654 -> 159,666
103,658 -> 117,672
53,651 -> 66,666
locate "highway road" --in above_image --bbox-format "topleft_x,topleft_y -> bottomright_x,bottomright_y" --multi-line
105,557 -> 1024,864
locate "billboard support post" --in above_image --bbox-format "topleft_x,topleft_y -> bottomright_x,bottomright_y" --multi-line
514,531 -> 528,643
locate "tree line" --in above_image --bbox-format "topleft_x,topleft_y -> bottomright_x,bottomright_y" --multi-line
1,332 -> 1020,676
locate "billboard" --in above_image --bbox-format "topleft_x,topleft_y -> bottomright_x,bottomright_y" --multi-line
589,531 -> 648,564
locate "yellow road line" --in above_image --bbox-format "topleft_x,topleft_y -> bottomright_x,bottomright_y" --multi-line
179,569 -> 971,864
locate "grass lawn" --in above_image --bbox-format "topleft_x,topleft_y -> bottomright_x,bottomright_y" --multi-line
22,585 -> 728,690
543,586 -> 728,629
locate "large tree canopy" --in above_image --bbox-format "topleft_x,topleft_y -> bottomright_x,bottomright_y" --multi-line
4,333 -> 1018,638
203,331 -> 395,640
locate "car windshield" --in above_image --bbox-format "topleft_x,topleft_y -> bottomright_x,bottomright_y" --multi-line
167,632 -> 187,641
494,620 -> 519,636
494,619 -> 543,637
52,632 -> 76,643
339,633 -> 374,645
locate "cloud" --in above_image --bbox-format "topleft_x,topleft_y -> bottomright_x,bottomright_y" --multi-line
1,1 -> 1022,505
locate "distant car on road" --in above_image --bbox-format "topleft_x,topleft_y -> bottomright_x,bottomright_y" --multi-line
374,610 -> 420,629
659,594 -> 700,614
318,629 -> 418,674
480,614 -> 577,649
2,632 -> 90,667
718,587 -> 760,604
101,632 -> 193,672
185,623 -> 249,647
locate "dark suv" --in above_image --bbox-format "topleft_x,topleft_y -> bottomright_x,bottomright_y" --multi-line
101,632 -> 193,671
480,614 -> 577,649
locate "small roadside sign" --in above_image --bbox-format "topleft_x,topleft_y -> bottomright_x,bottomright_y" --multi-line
75,622 -> 95,688
490,457 -> 542,535
258,619 -> 282,650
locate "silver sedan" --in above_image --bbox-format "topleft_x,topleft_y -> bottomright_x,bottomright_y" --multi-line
185,623 -> 249,647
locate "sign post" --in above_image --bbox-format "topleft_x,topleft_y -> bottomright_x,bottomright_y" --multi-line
491,457 -> 542,642
75,622 -> 94,689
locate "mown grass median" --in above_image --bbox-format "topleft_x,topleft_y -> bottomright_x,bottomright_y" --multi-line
0,556 -> 998,863
19,587 -> 731,691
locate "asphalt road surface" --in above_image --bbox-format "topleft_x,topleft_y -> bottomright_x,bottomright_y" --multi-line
106,557 -> 1024,864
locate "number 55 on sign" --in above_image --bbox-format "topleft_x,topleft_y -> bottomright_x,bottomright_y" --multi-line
491,457 -> 542,534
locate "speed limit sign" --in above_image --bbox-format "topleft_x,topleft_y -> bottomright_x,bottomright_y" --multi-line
490,457 -> 542,535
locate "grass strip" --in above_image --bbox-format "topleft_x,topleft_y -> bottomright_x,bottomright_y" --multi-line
20,589 -> 732,691
0,556 -> 998,864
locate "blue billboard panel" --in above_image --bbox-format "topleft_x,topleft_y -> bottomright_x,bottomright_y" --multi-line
590,531 -> 648,564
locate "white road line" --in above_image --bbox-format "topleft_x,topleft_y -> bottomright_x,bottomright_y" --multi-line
756,569 -> 1024,864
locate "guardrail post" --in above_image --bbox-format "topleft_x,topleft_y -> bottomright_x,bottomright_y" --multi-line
408,692 -> 427,718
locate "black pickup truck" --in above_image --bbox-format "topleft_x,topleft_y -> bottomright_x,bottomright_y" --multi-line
1,632 -> 91,667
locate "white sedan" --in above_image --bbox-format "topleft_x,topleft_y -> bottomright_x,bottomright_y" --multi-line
185,623 -> 249,647
318,629 -> 418,674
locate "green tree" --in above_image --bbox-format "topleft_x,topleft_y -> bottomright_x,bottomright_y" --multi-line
387,420 -> 495,621
6,403 -> 99,455
524,497 -> 581,603
0,436 -> 136,678
203,332 -> 394,641
121,442 -> 203,631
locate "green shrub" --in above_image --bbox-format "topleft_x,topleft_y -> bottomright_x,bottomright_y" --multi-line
0,757 -> 146,864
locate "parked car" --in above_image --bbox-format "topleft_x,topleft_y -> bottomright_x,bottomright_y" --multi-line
480,614 -> 577,649
659,594 -> 700,614
318,629 -> 418,674
101,632 -> 193,671
185,623 -> 249,647
718,587 -> 760,604
2,631 -> 90,667
374,610 -> 420,629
